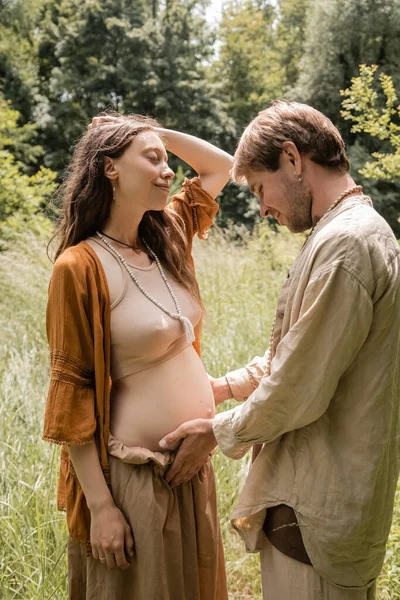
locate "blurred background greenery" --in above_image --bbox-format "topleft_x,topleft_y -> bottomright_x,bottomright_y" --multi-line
1,0 -> 400,598
0,0 -> 400,241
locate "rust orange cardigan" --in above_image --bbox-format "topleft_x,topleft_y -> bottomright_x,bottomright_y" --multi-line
43,178 -> 218,548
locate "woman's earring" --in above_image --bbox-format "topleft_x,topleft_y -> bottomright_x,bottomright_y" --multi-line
293,171 -> 304,183
112,183 -> 116,201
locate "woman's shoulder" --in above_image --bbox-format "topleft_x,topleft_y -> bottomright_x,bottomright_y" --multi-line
49,241 -> 107,306
56,240 -> 97,264
52,241 -> 99,278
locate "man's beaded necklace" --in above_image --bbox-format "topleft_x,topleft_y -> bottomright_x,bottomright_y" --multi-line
96,232 -> 196,345
264,185 -> 363,377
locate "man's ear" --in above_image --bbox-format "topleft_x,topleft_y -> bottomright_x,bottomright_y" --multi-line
104,156 -> 118,180
281,141 -> 302,174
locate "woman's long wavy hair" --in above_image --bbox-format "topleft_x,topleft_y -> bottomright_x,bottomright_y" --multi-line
49,113 -> 203,307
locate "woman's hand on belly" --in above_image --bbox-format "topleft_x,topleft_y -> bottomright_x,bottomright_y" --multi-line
159,418 -> 217,487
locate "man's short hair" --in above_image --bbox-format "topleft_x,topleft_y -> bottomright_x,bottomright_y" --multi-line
232,101 -> 350,181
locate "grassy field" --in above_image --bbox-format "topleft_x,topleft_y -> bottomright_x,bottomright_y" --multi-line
1,224 -> 399,599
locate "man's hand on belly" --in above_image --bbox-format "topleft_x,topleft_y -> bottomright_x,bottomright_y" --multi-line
159,419 -> 217,487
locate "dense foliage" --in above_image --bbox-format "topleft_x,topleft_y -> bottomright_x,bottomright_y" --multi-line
0,92 -> 56,241
341,64 -> 400,182
0,0 -> 399,233
1,3 -> 400,597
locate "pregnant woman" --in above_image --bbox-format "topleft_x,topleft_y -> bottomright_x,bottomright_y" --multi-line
43,114 -> 232,599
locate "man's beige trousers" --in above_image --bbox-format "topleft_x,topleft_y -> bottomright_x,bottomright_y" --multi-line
261,537 -> 377,600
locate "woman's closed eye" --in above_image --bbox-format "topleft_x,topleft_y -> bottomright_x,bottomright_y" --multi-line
148,152 -> 169,168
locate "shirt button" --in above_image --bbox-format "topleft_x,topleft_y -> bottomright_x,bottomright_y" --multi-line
277,310 -> 284,319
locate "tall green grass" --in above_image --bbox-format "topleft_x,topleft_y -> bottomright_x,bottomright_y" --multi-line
0,225 -> 399,599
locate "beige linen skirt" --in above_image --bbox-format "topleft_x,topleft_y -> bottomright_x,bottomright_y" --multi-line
68,435 -> 228,600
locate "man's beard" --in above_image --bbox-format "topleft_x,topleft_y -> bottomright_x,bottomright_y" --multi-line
280,174 -> 313,233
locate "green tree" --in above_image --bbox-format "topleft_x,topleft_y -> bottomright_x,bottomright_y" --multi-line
132,0 -> 233,144
209,0 -> 282,227
291,0 -> 400,236
212,0 -> 279,134
212,0 -> 311,135
341,64 -> 400,235
341,64 -> 400,181
0,0 -> 44,123
0,92 -> 56,241
36,0 -> 232,172
273,0 -> 310,93
36,0 -> 152,171
293,0 -> 400,123
209,0 -> 314,227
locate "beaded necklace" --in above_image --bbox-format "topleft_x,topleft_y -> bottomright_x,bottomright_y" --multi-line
96,232 -> 196,345
264,185 -> 363,377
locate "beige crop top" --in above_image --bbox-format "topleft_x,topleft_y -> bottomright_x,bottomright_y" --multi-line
87,237 -> 202,381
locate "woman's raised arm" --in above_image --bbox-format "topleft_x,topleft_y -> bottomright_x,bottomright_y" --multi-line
157,128 -> 233,199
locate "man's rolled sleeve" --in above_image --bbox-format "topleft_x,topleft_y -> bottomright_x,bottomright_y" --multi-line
212,408 -> 252,459
226,352 -> 269,400
225,368 -> 253,401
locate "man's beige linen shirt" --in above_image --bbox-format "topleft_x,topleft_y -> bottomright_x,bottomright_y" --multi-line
212,195 -> 400,590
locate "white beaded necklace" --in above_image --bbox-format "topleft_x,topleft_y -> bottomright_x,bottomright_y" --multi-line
264,185 -> 364,377
96,232 -> 196,345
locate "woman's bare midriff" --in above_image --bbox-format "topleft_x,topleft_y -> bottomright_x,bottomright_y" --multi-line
110,346 -> 215,452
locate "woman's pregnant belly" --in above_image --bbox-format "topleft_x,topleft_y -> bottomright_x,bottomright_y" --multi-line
110,346 -> 215,452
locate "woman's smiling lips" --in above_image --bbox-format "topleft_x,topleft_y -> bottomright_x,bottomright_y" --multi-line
155,183 -> 170,192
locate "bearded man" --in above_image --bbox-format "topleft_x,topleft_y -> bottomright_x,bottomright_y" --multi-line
160,101 -> 400,600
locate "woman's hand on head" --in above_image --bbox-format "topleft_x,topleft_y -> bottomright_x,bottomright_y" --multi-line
90,500 -> 134,569
88,116 -> 120,129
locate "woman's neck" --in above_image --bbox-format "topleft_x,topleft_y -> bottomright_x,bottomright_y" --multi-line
103,206 -> 145,248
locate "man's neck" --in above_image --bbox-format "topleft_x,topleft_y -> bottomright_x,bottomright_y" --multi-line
310,170 -> 358,225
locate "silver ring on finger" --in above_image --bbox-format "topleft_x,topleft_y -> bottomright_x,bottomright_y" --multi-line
99,557 -> 106,563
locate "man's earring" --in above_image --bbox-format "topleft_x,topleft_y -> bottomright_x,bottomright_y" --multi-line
293,170 -> 304,183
